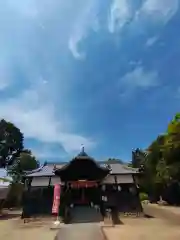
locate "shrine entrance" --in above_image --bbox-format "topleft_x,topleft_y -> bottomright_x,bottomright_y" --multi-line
69,180 -> 99,205
54,147 -> 110,211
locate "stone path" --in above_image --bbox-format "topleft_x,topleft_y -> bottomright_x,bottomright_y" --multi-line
55,223 -> 105,240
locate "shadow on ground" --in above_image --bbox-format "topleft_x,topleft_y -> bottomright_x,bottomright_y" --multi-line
0,213 -> 21,220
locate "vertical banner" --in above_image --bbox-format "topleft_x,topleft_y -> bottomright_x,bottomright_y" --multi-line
52,184 -> 61,215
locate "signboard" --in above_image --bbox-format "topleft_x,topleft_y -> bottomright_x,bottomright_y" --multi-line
70,180 -> 98,188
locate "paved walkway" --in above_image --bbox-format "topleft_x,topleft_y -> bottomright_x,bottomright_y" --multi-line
55,206 -> 105,240
55,223 -> 105,240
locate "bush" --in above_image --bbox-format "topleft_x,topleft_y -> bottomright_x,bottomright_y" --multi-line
139,192 -> 149,201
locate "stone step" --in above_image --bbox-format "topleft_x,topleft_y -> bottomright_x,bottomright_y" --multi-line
103,217 -> 114,227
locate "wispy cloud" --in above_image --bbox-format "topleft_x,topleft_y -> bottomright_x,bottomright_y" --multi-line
69,36 -> 85,60
108,0 -> 179,34
141,0 -> 179,24
119,66 -> 159,98
108,0 -> 132,33
29,142 -> 69,160
0,1 -> 97,155
68,0 -> 100,59
0,0 -> 179,160
146,36 -> 159,47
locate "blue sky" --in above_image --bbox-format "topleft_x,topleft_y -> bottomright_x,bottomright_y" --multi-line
0,0 -> 180,162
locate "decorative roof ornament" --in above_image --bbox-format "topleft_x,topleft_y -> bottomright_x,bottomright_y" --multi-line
103,164 -> 112,173
81,144 -> 85,153
77,144 -> 88,157
53,164 -> 57,171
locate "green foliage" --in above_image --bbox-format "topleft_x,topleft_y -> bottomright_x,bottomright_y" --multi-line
0,119 -> 24,167
107,158 -> 124,163
17,151 -> 39,171
8,151 -> 39,183
0,118 -> 39,183
155,158 -> 170,184
139,192 -> 149,201
133,112 -> 180,201
132,148 -> 145,168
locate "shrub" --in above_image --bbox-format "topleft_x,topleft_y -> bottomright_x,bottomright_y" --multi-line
139,192 -> 149,201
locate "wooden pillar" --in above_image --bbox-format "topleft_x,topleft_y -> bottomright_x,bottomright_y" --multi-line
48,176 -> 52,187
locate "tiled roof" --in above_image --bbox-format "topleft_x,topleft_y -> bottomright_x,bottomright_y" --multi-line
26,166 -> 55,177
26,161 -> 138,177
104,163 -> 138,174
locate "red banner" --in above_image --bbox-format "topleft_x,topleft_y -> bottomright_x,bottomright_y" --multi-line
52,184 -> 61,215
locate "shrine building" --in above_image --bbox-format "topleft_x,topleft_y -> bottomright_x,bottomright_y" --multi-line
22,147 -> 143,221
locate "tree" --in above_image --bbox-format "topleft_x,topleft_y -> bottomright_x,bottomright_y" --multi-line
137,112 -> 180,203
131,148 -> 148,168
155,158 -> 170,185
0,119 -> 24,168
107,158 -> 124,164
8,151 -> 39,183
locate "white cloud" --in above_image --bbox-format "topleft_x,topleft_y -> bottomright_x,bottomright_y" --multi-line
29,143 -> 68,160
141,0 -> 179,24
108,0 -> 179,34
108,0 -> 132,33
0,83 -> 95,154
69,36 -> 85,60
146,36 -> 158,47
119,66 -> 159,97
68,0 -> 100,59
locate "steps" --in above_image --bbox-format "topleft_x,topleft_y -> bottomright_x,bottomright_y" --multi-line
70,206 -> 103,223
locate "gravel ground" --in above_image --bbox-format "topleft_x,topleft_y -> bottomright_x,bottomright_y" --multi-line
103,217 -> 180,240
0,215 -> 58,240
1,208 -> 180,240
